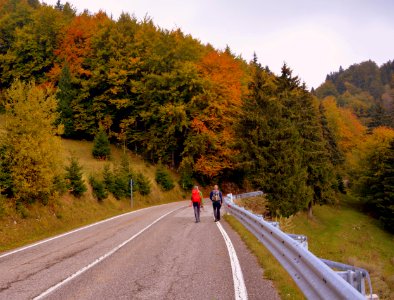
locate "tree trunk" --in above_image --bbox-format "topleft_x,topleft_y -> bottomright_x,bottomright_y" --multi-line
308,201 -> 313,219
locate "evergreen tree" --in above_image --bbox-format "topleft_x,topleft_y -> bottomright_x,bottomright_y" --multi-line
155,166 -> 175,191
56,64 -> 76,137
65,157 -> 87,197
277,64 -> 336,217
237,60 -> 308,217
89,175 -> 107,201
92,129 -> 111,159
359,139 -> 394,232
134,172 -> 151,195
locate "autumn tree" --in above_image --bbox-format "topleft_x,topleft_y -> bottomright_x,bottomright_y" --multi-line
0,80 -> 63,203
183,50 -> 245,180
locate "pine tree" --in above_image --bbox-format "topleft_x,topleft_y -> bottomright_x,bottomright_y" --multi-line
56,64 -> 76,137
360,139 -> 394,232
277,64 -> 336,217
237,60 -> 308,217
65,157 -> 86,197
155,165 -> 175,191
92,130 -> 111,159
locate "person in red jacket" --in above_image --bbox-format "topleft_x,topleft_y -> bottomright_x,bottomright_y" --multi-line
191,186 -> 202,223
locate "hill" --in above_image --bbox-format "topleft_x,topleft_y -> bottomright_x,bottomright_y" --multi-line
0,138 -> 185,252
315,60 -> 394,127
232,195 -> 394,299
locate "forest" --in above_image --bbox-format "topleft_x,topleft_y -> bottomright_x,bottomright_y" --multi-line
0,0 -> 393,231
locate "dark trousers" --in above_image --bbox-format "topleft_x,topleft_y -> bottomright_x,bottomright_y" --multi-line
212,201 -> 221,221
193,202 -> 200,222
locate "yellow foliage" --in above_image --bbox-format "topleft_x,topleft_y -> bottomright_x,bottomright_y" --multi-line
322,96 -> 366,153
1,80 -> 63,202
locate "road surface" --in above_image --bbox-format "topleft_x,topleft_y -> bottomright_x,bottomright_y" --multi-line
0,201 -> 279,300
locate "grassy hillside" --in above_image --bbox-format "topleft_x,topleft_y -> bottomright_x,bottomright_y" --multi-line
231,195 -> 394,299
0,138 -> 185,252
290,196 -> 394,299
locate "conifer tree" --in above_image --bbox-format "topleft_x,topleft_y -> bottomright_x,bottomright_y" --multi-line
92,129 -> 110,159
277,64 -> 336,217
56,64 -> 76,137
359,139 -> 394,232
237,60 -> 308,217
65,157 -> 86,197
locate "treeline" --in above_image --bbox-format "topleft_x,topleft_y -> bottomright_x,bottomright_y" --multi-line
315,60 -> 394,128
316,61 -> 394,232
0,1 -> 392,228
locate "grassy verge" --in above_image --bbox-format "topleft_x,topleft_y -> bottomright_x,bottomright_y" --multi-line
234,194 -> 394,299
224,214 -> 305,300
0,139 -> 185,252
290,195 -> 394,299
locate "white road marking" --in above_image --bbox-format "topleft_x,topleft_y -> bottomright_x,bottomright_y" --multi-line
216,221 -> 248,300
33,208 -> 179,300
0,203 -> 178,259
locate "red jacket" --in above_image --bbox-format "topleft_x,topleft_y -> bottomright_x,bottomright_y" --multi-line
191,189 -> 202,203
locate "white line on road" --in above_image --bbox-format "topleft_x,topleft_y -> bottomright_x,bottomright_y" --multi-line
0,203 -> 179,259
33,207 -> 180,300
216,221 -> 248,300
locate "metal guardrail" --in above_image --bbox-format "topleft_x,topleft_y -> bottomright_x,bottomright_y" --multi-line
225,192 -> 374,300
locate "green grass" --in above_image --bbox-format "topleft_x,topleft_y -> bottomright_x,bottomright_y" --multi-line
234,194 -> 394,299
224,215 -> 305,300
290,195 -> 394,299
0,138 -> 185,252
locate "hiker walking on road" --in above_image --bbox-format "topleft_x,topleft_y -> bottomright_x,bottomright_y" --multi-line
191,186 -> 203,223
210,185 -> 223,222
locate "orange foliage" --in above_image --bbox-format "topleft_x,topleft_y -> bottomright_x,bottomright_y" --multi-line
190,51 -> 245,177
48,11 -> 110,80
322,96 -> 366,153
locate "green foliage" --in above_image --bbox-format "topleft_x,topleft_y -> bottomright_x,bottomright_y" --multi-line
16,201 -> 29,219
237,61 -> 336,217
134,172 -> 151,196
92,130 -> 110,159
1,80 -> 63,203
102,158 -> 132,200
53,174 -> 68,195
155,166 -> 174,191
358,139 -> 394,232
0,195 -> 6,218
56,64 -> 76,137
89,176 -> 107,201
317,60 -> 394,128
178,159 -> 194,190
65,157 -> 86,197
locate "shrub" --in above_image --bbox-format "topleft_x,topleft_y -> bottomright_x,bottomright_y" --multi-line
89,176 -> 108,201
65,157 -> 87,197
155,167 -> 175,191
102,163 -> 130,200
92,130 -> 111,159
53,174 -> 68,195
135,173 -> 151,195
0,196 -> 6,218
179,171 -> 194,190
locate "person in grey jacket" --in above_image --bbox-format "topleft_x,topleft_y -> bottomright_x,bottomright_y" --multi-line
209,185 -> 223,222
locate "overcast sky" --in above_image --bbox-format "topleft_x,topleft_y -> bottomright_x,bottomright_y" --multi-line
43,0 -> 394,89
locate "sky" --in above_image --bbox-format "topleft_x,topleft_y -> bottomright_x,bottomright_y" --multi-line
43,0 -> 394,89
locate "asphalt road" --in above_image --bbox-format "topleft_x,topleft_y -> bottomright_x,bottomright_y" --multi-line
0,201 -> 279,300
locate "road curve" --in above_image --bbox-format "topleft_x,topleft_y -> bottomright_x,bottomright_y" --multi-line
0,201 -> 279,300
